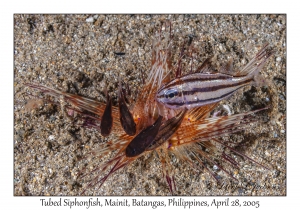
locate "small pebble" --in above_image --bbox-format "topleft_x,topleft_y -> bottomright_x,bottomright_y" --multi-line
213,165 -> 218,170
238,188 -> 245,195
48,135 -> 55,141
86,17 -> 94,23
279,94 -> 285,100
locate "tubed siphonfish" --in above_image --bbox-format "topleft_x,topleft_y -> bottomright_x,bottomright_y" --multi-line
156,43 -> 273,110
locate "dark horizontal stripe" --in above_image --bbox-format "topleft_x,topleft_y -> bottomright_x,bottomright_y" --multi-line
166,86 -> 244,107
158,79 -> 181,93
157,89 -> 182,99
181,74 -> 233,85
161,73 -> 234,91
182,78 -> 252,96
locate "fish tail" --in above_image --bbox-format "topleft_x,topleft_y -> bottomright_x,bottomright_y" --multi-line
238,43 -> 273,86
252,72 -> 269,87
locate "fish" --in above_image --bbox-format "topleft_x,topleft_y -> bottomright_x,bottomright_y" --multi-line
126,115 -> 163,157
156,43 -> 273,109
100,94 -> 113,137
118,81 -> 136,136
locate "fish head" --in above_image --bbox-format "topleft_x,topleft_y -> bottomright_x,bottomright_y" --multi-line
156,86 -> 183,109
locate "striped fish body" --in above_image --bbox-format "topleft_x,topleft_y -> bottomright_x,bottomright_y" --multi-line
156,72 -> 253,110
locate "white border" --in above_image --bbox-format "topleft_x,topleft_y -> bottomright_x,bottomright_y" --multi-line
2,1 -> 296,209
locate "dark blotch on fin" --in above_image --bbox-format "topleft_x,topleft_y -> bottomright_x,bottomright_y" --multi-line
126,116 -> 163,157
100,94 -> 113,137
147,108 -> 187,150
119,85 -> 136,136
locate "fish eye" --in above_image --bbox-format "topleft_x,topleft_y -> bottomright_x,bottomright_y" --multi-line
164,89 -> 178,99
